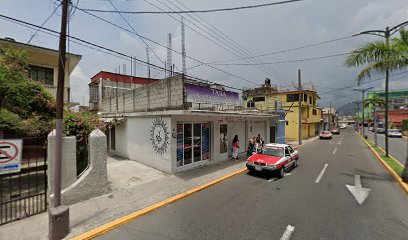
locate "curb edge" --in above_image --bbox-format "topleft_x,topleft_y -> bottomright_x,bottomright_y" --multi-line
356,132 -> 408,195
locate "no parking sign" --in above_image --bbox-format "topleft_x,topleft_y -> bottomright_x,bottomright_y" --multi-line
0,139 -> 22,175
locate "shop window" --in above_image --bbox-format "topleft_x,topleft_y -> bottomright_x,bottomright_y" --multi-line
177,122 -> 211,167
28,65 -> 54,86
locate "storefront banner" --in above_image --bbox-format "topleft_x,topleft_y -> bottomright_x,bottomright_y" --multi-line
185,83 -> 239,105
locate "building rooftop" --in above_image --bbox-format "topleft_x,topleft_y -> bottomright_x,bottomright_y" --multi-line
0,37 -> 82,74
90,71 -> 160,85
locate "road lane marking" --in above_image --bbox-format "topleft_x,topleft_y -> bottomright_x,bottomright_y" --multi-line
346,174 -> 371,205
280,225 -> 295,240
332,147 -> 338,155
337,141 -> 342,145
315,164 -> 328,183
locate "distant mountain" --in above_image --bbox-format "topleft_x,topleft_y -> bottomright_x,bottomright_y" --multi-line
337,101 -> 361,116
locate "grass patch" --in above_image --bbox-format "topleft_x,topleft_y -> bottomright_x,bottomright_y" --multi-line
363,138 -> 404,176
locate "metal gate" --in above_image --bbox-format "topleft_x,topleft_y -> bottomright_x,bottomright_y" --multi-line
0,137 -> 47,225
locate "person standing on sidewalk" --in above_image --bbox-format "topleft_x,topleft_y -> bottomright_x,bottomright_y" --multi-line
247,139 -> 255,157
232,135 -> 240,160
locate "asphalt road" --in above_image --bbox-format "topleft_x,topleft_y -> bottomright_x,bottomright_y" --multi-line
97,129 -> 408,240
364,128 -> 407,165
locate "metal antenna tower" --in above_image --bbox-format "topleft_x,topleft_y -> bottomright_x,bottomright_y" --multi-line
167,33 -> 172,77
146,47 -> 151,78
181,16 -> 186,75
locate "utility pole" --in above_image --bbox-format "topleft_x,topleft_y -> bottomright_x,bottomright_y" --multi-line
329,102 -> 332,130
298,69 -> 302,146
49,0 -> 70,239
353,87 -> 373,138
353,20 -> 408,156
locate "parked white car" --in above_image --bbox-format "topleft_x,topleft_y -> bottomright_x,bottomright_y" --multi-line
387,129 -> 403,138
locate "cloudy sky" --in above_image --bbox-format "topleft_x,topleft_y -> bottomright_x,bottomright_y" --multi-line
1,0 -> 408,107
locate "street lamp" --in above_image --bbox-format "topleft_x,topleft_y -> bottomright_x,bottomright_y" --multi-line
353,20 -> 408,157
353,87 -> 373,138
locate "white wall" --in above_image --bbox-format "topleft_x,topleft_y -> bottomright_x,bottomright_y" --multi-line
122,117 -> 172,173
111,124 -> 128,158
227,122 -> 246,156
252,121 -> 267,143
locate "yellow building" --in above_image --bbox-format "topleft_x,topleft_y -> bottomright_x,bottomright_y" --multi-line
0,37 -> 81,102
243,83 -> 322,142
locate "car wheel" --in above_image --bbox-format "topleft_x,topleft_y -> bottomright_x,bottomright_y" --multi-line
293,160 -> 298,168
278,166 -> 285,178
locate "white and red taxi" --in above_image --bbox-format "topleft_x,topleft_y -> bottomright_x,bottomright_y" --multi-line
246,143 -> 299,177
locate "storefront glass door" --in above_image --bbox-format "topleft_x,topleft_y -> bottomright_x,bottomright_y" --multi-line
177,122 -> 211,168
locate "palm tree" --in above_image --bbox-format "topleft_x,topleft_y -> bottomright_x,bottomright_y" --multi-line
345,29 -> 408,84
363,96 -> 385,146
345,28 -> 408,183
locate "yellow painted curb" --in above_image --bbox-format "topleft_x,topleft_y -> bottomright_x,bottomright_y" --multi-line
71,168 -> 247,240
356,132 -> 408,195
372,144 -> 404,168
72,140 -> 314,240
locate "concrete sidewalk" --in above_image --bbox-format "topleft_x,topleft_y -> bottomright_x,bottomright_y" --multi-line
0,156 -> 248,240
0,138 -> 316,240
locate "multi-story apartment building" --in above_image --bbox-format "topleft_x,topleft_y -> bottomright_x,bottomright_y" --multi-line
0,37 -> 81,102
365,89 -> 408,119
243,79 -> 322,142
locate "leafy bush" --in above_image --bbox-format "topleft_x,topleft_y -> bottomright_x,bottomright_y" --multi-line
0,108 -> 21,134
64,111 -> 106,175
0,45 -> 55,137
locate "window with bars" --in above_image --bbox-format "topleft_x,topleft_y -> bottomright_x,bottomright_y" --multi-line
89,85 -> 99,102
28,65 -> 54,86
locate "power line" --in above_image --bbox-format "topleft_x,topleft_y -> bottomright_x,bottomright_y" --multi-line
205,36 -> 354,65
71,4 -> 260,85
107,0 -> 166,68
0,13 -> 248,92
164,0 -> 294,83
319,70 -> 408,95
210,52 -> 349,66
26,2 -> 61,45
149,0 -> 291,83
78,0 -> 304,14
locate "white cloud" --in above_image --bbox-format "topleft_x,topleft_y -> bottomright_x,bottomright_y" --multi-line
70,66 -> 90,105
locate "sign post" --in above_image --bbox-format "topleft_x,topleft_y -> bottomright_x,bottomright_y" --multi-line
0,139 -> 22,175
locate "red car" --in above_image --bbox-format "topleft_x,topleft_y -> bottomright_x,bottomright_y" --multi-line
319,131 -> 333,139
246,144 -> 299,177
329,128 -> 340,134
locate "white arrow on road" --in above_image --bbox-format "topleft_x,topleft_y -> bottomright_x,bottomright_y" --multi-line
346,175 -> 371,205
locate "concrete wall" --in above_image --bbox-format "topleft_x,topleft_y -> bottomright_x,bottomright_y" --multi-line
48,129 -> 109,206
60,129 -> 109,205
47,131 -> 77,197
113,117 -> 173,173
100,75 -> 184,114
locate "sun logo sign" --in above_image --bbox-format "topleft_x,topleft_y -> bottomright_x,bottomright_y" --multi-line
150,118 -> 170,155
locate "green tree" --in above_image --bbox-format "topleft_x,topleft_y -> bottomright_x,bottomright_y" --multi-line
363,96 -> 385,146
345,29 -> 408,83
0,45 -> 56,137
345,29 -> 408,183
